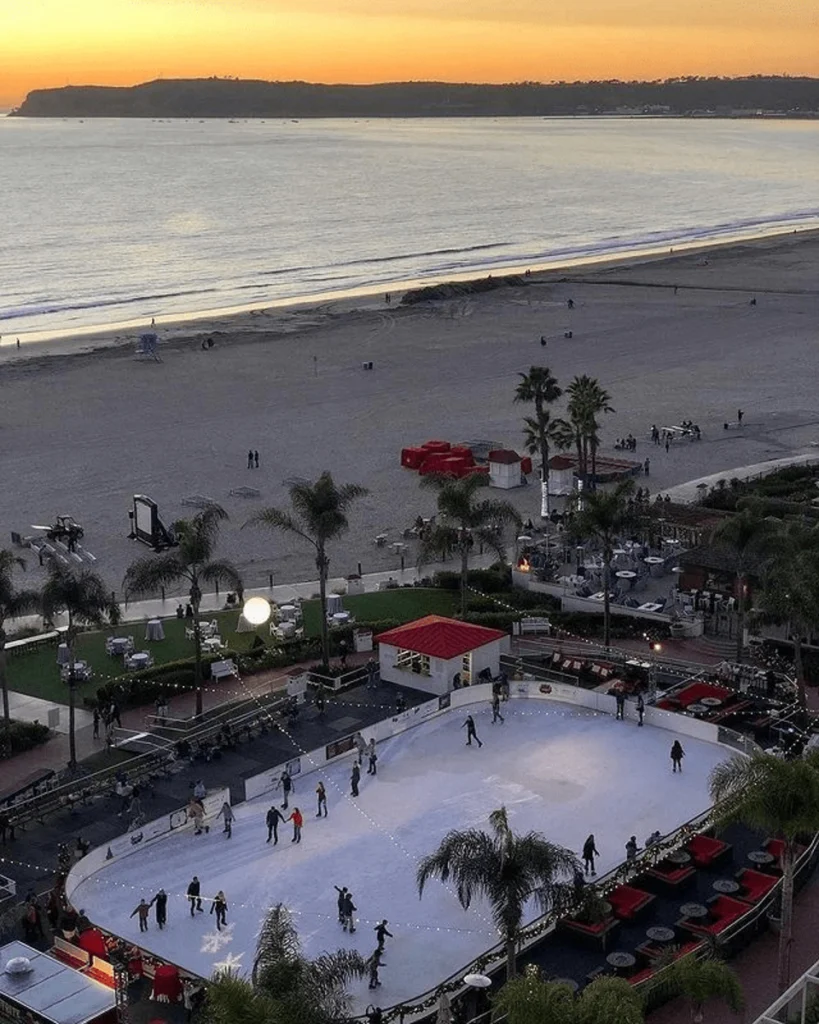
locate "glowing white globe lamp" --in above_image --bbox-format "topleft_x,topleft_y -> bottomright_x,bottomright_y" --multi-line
243,596 -> 272,626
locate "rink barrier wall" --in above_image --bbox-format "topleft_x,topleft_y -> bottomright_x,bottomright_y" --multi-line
243,680 -> 758,803
65,787 -> 231,900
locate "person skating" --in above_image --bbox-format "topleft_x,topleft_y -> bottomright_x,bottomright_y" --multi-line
316,780 -> 327,817
210,890 -> 228,931
355,733 -> 367,764
334,885 -> 348,924
491,693 -> 504,724
368,948 -> 384,989
366,1006 -> 384,1024
351,762 -> 361,797
266,805 -> 285,843
342,891 -> 356,933
151,888 -> 168,929
367,744 -> 378,776
462,714 -> 482,747
188,796 -> 208,835
218,801 -> 234,838
636,693 -> 645,726
187,876 -> 203,916
582,834 -> 599,876
671,739 -> 685,772
374,919 -> 392,951
289,807 -> 303,843
130,898 -> 151,933
615,691 -> 625,720
277,769 -> 293,809
625,835 -> 639,861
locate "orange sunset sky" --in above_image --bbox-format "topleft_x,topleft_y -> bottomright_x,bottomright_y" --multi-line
2,0 -> 818,109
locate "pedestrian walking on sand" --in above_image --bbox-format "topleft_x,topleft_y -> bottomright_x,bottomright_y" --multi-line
462,714 -> 482,748
737,408 -> 744,425
187,876 -> 203,915
644,458 -> 650,476
266,805 -> 285,843
254,449 -> 259,468
665,436 -> 670,453
582,834 -> 599,876
351,762 -> 361,797
491,692 -> 505,724
131,898 -> 151,933
288,807 -> 303,843
247,449 -> 254,469
277,769 -> 293,809
151,888 -> 168,929
210,890 -> 228,931
316,780 -> 327,817
671,740 -> 685,773
636,693 -> 645,726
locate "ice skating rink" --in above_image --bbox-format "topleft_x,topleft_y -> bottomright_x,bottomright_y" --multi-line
71,700 -> 729,1014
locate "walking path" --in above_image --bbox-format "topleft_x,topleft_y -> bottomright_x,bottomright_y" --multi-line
663,452 -> 819,504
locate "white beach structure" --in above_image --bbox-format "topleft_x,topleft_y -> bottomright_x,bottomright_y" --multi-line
548,454 -> 575,496
488,448 -> 524,489
375,615 -> 509,695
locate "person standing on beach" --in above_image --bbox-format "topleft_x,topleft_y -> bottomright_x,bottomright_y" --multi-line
254,450 -> 259,469
247,449 -> 254,469
737,408 -> 744,425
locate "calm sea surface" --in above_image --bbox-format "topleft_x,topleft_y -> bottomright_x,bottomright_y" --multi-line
1,117 -> 818,340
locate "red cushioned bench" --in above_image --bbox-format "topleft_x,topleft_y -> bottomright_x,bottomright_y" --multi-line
675,681 -> 734,708
764,837 -> 806,868
687,833 -> 732,868
628,966 -> 656,986
736,868 -> 778,904
558,914 -> 621,951
608,884 -> 656,921
636,937 -> 704,963
645,861 -> 696,889
679,895 -> 749,936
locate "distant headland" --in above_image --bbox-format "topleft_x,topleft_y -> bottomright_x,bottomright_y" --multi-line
10,76 -> 819,118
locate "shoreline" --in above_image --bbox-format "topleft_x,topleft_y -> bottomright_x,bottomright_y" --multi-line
3,220 -> 819,370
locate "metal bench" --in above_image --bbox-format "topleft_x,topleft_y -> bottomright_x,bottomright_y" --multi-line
210,659 -> 239,681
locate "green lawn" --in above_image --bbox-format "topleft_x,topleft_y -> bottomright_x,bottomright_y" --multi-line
300,587 -> 458,636
5,610 -> 271,704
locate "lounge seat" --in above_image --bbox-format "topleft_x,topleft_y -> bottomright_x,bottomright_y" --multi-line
645,861 -> 696,889
608,884 -> 655,921
735,868 -> 778,904
679,895 -> 749,936
558,915 -> 621,951
687,833 -> 732,868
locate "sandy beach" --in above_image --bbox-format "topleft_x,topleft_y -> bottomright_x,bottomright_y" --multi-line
2,228 -> 819,596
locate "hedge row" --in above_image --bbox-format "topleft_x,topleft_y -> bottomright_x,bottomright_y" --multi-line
1,720 -> 51,758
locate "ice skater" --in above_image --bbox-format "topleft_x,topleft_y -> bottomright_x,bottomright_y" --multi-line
188,796 -> 208,835
367,741 -> 378,776
218,801 -> 234,838
210,890 -> 228,931
368,948 -> 384,989
462,714 -> 482,747
288,807 -> 303,843
342,891 -> 356,933
277,769 -> 293,809
615,691 -> 625,720
130,898 -> 151,932
316,780 -> 327,817
491,692 -> 505,724
355,733 -> 367,764
636,693 -> 645,726
582,834 -> 599,876
374,919 -> 392,951
671,739 -> 685,772
187,876 -> 203,915
366,657 -> 378,688
266,805 -> 285,843
351,762 -> 361,797
151,888 -> 168,929
334,886 -> 348,924
625,835 -> 639,861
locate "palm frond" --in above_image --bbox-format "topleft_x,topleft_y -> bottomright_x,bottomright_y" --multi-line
123,555 -> 189,598
201,560 -> 244,593
245,507 -> 314,547
252,905 -> 303,986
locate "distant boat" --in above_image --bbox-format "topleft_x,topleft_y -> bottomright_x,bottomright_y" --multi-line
291,119 -> 299,123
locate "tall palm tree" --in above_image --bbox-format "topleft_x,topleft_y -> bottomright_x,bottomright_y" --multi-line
206,903 -> 367,1024
41,563 -> 120,769
710,751 -> 819,992
246,473 -> 368,669
419,474 -> 521,618
0,551 -> 41,758
573,479 -> 635,647
566,376 -> 614,492
124,503 -> 241,717
514,368 -> 571,519
663,953 -> 744,1023
417,807 -> 577,980
712,507 -> 776,663
492,971 -> 644,1024
756,519 -> 819,707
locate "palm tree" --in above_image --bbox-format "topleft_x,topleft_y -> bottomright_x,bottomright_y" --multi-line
491,967 -> 644,1024
756,519 -> 819,707
206,903 -> 367,1024
567,376 -> 614,492
572,479 -> 635,647
664,953 -> 743,1023
124,503 -> 241,717
0,551 -> 41,758
246,473 -> 368,669
417,807 -> 577,980
41,563 -> 120,769
710,751 -> 819,992
419,474 -> 521,618
712,508 -> 776,663
514,368 -> 572,519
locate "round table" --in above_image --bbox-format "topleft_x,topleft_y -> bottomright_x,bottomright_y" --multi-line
517,535 -> 533,544
668,850 -> 691,865
332,611 -> 351,625
748,850 -> 775,866
688,702 -> 709,715
644,556 -> 665,576
616,571 -> 637,580
110,637 -> 130,654
56,644 -> 71,665
646,926 -> 676,943
279,604 -> 297,621
606,952 -> 636,969
680,903 -> 709,919
129,653 -> 150,669
713,879 -> 740,894
701,696 -> 723,707
145,619 -> 165,642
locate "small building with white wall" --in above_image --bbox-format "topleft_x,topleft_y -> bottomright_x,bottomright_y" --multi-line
488,449 -> 524,489
375,615 -> 510,696
548,454 -> 575,496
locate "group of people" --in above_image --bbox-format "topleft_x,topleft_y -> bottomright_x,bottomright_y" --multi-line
92,700 -> 123,746
334,886 -> 392,990
246,449 -> 260,469
614,434 -> 638,451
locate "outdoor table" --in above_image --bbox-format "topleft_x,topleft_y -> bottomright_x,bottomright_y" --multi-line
748,850 -> 775,866
129,653 -> 150,669
688,703 -> 709,715
56,644 -> 70,665
644,556 -> 665,576
663,538 -> 681,546
713,879 -> 740,894
332,611 -> 351,625
279,604 -> 297,621
668,850 -> 691,865
202,637 -> 223,652
701,696 -> 723,707
278,621 -> 296,638
110,637 -> 130,654
616,570 -> 636,580
613,548 -> 628,557
606,952 -> 636,970
145,619 -> 165,641
517,535 -> 533,544
646,926 -> 676,943
638,602 -> 663,613
680,903 -> 709,919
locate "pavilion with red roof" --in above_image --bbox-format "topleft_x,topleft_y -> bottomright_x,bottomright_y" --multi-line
375,615 -> 510,695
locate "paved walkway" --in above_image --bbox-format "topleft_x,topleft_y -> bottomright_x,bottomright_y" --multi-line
664,452 -> 819,504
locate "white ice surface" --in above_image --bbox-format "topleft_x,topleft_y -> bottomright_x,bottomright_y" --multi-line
71,701 -> 728,1015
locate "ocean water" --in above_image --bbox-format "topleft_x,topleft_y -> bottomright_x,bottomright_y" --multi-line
1,116 -> 818,341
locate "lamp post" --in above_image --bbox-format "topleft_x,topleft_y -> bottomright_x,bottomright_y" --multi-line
463,973 -> 492,1024
243,596 -> 271,627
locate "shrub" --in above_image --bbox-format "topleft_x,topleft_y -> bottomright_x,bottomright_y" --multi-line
2,720 -> 51,758
434,566 -> 512,593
